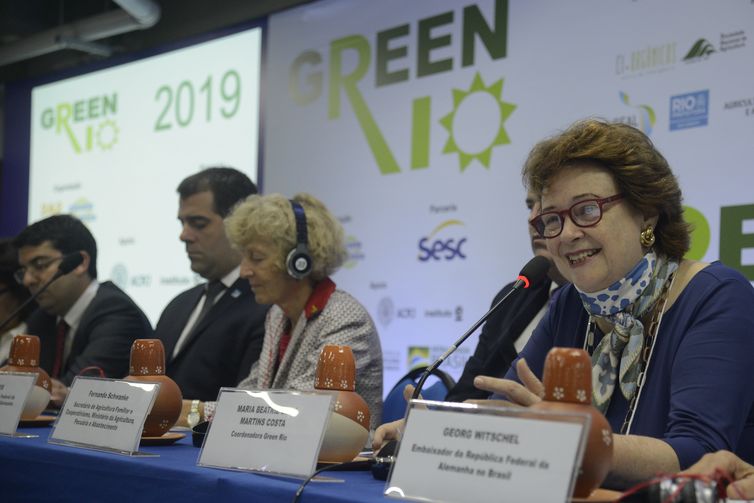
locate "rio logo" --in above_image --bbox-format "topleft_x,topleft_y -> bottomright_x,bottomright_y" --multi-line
418,220 -> 468,262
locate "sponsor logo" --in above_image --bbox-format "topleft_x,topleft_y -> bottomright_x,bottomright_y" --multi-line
377,297 -> 394,327
343,235 -> 365,269
40,93 -> 119,154
39,202 -> 63,217
423,305 -> 463,322
615,42 -> 677,79
110,263 -> 152,288
683,31 -> 746,63
719,30 -> 747,52
418,220 -> 467,261
407,346 -> 431,369
111,264 -> 128,289
614,91 -> 656,135
383,350 -> 401,372
723,96 -> 754,117
683,38 -> 716,62
670,90 -> 709,131
406,345 -> 472,371
69,197 -> 95,223
288,0 -> 515,174
159,276 -> 195,286
376,296 -> 417,327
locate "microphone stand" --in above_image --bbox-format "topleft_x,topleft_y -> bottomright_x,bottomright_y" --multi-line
411,279 -> 529,400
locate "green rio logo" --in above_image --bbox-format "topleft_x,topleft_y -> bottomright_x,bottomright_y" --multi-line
40,93 -> 119,154
288,0 -> 513,175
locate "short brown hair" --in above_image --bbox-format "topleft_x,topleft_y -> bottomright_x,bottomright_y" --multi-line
522,119 -> 690,260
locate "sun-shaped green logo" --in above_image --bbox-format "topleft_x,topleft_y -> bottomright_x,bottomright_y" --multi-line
439,72 -> 517,171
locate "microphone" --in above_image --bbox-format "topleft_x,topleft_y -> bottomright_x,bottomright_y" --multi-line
411,255 -> 551,400
0,252 -> 84,333
370,256 -> 551,482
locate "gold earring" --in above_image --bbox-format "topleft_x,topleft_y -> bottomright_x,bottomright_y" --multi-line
640,226 -> 655,248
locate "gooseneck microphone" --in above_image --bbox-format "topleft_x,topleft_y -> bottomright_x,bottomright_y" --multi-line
411,255 -> 551,400
0,252 -> 84,334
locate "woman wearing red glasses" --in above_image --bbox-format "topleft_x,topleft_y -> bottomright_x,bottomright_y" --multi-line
473,119 -> 754,489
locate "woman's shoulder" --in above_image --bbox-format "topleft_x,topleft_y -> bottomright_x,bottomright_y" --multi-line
670,260 -> 754,308
321,289 -> 375,322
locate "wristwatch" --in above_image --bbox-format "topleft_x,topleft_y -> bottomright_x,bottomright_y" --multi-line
187,399 -> 201,428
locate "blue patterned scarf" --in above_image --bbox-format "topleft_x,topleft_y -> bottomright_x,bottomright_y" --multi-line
576,251 -> 678,413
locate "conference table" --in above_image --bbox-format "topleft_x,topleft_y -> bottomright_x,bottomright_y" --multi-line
0,425 -> 391,502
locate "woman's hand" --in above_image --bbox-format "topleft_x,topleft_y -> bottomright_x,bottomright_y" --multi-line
471,358 -> 544,407
372,419 -> 405,451
681,450 -> 754,499
372,384 -> 417,450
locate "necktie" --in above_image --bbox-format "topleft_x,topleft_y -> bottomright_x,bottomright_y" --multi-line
52,320 -> 69,378
193,280 -> 225,331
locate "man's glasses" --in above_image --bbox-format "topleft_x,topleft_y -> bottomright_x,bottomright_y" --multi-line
529,194 -> 625,239
14,256 -> 64,284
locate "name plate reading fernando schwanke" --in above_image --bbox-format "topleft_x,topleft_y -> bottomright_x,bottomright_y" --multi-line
385,401 -> 590,503
198,388 -> 333,478
50,376 -> 159,454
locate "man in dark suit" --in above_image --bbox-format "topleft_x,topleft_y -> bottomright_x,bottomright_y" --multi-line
154,167 -> 267,403
445,191 -> 567,402
16,214 -> 152,406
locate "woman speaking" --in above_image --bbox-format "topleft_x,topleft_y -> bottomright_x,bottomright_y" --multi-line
473,119 -> 754,487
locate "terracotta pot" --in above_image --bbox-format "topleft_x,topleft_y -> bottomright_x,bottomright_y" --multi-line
530,347 -> 613,498
314,345 -> 370,463
0,334 -> 52,420
124,339 -> 182,437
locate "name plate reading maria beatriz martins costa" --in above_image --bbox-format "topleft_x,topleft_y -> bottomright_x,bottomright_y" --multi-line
198,388 -> 334,478
385,401 -> 590,503
49,376 -> 159,455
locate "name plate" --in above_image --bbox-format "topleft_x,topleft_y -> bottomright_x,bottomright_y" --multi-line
386,401 -> 589,503
49,376 -> 159,455
198,388 -> 334,477
0,372 -> 37,436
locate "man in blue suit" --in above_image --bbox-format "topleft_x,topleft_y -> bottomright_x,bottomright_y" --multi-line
154,167 -> 267,403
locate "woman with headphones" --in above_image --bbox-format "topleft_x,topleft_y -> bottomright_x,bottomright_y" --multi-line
224,193 -> 384,431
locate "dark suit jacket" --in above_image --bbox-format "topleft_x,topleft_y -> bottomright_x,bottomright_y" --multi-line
445,278 -> 553,402
154,278 -> 267,402
26,281 -> 153,386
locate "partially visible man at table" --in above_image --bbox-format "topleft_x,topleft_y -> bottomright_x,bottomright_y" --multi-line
15,214 -> 152,406
154,167 -> 267,403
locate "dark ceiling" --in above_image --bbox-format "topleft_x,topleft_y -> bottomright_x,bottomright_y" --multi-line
0,0 -> 313,85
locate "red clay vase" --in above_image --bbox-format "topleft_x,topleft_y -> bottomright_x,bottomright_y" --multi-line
530,347 -> 613,498
124,339 -> 182,437
0,334 -> 52,419
314,345 -> 371,463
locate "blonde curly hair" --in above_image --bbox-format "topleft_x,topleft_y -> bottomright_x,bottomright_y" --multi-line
225,193 -> 347,281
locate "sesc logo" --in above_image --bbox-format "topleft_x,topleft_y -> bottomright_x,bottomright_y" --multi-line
418,220 -> 467,262
670,90 -> 709,131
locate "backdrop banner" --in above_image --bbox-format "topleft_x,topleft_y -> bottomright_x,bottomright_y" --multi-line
263,0 -> 754,391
